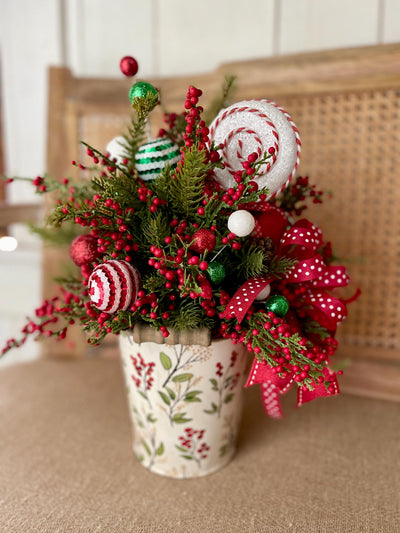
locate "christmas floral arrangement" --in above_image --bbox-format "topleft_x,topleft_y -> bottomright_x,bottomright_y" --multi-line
1,56 -> 356,420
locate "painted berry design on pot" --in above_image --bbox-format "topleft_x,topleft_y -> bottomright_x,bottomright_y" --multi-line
204,350 -> 242,417
130,353 -> 155,407
175,428 -> 210,467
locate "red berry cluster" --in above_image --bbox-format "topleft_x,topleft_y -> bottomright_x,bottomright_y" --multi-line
273,175 -> 324,216
157,111 -> 188,146
32,175 -> 47,193
217,299 -> 338,389
259,311 -> 338,387
183,86 -> 209,149
1,289 -> 84,355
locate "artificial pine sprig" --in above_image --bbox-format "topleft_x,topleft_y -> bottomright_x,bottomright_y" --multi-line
217,306 -> 337,392
165,146 -> 212,219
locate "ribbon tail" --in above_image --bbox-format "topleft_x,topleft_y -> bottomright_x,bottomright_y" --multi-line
261,382 -> 284,419
296,369 -> 340,407
341,287 -> 361,305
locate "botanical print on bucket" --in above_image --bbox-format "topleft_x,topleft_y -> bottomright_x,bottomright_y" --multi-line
120,334 -> 248,478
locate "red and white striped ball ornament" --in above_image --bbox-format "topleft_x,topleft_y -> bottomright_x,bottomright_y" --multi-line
88,260 -> 141,313
209,100 -> 301,199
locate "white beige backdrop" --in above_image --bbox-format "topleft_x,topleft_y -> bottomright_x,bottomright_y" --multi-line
0,0 -> 399,364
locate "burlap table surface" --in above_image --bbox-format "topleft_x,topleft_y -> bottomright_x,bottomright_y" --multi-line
1,358 -> 399,533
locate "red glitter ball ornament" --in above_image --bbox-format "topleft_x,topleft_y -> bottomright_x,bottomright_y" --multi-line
190,229 -> 216,254
70,234 -> 99,266
120,56 -> 139,77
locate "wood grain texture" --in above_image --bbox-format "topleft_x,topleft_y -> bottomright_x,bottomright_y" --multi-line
132,323 -> 211,346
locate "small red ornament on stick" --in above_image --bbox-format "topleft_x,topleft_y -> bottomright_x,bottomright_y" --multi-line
70,234 -> 99,266
120,56 -> 139,77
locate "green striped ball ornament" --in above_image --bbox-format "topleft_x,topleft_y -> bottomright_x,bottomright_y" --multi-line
135,137 -> 181,181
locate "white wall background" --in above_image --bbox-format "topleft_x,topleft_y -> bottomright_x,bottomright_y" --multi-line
0,0 -> 399,365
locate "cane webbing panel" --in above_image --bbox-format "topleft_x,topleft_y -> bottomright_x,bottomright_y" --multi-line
274,88 -> 400,355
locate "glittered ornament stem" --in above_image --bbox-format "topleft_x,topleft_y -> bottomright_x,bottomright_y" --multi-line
145,119 -> 152,142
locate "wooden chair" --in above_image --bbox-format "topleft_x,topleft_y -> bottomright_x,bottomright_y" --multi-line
44,44 -> 400,400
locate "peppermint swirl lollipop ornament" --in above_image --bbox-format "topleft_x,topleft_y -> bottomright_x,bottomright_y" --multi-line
209,100 -> 301,199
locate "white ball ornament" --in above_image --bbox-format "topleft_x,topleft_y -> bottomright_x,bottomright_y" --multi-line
209,100 -> 301,199
255,285 -> 271,301
227,210 -> 255,237
106,136 -> 129,166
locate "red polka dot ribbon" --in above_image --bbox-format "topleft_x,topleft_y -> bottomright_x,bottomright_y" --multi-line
279,219 -> 350,330
220,276 -> 274,323
245,358 -> 339,418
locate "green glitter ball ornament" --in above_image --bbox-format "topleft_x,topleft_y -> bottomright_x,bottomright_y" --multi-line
129,81 -> 158,103
206,261 -> 226,285
265,295 -> 289,317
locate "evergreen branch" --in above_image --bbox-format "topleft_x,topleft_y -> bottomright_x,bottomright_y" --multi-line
167,146 -> 210,218
143,212 -> 170,248
166,299 -> 214,330
300,320 -> 331,340
267,255 -> 297,278
122,113 -> 147,164
80,142 -> 132,179
234,243 -> 268,280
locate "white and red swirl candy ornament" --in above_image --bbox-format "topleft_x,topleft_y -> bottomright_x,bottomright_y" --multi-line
88,260 -> 141,313
209,100 -> 301,199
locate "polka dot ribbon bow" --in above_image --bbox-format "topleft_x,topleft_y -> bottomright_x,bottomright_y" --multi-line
221,211 -> 352,417
278,218 -> 350,330
221,216 -> 350,328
